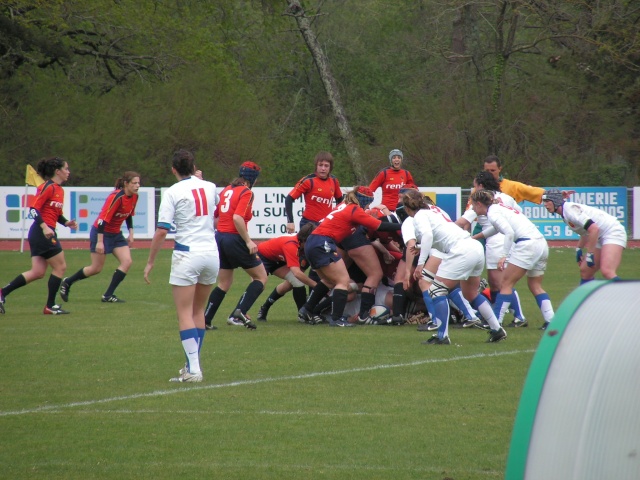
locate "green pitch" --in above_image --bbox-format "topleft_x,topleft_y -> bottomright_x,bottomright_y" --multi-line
1,247 -> 638,480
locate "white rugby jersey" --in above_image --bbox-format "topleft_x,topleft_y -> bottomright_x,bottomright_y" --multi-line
158,176 -> 218,252
412,206 -> 470,264
561,202 -> 624,238
486,203 -> 542,257
464,191 -> 521,248
463,191 -> 521,225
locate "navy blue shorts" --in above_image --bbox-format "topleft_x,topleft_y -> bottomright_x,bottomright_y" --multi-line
216,231 -> 263,270
340,226 -> 371,251
258,253 -> 286,275
299,217 -> 320,230
28,223 -> 62,259
90,226 -> 128,254
304,234 -> 342,270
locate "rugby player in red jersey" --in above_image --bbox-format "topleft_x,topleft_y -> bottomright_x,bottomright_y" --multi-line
369,149 -> 415,212
285,151 -> 343,233
1,157 -> 78,315
204,161 -> 265,330
60,172 -> 140,303
297,187 -> 402,327
255,223 -> 317,322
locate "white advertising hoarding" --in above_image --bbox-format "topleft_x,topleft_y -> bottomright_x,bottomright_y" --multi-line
0,186 -> 156,239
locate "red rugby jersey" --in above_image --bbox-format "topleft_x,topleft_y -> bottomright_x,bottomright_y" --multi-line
288,174 -> 342,222
257,233 -> 301,268
369,167 -> 415,212
32,180 -> 65,228
312,203 -> 382,244
215,185 -> 254,233
93,190 -> 138,233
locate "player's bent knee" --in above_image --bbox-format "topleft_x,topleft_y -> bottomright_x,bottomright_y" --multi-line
428,280 -> 449,299
284,271 -> 305,288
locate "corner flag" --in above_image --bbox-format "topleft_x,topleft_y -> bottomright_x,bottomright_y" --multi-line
26,164 -> 44,187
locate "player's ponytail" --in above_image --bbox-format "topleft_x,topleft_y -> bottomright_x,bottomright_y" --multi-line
115,171 -> 141,189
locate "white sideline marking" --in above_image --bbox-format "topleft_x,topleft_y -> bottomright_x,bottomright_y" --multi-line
46,409 -> 386,416
0,349 -> 533,417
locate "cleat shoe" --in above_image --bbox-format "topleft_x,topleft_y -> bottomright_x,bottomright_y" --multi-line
462,318 -> 481,328
310,314 -> 326,325
487,327 -> 507,343
43,305 -> 70,315
329,317 -> 355,327
355,315 -> 374,325
478,277 -> 489,292
417,321 -> 437,332
227,316 -> 245,326
297,306 -> 314,324
257,306 -> 268,322
539,321 -> 550,331
508,318 -> 528,328
59,278 -> 70,302
422,334 -> 451,345
179,363 -> 188,375
475,317 -> 490,330
0,289 -> 5,314
205,323 -> 217,330
102,295 -> 125,303
390,315 -> 406,326
232,309 -> 257,330
170,371 -> 203,383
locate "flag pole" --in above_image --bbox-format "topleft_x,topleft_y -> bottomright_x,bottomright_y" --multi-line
21,165 -> 44,254
20,183 -> 28,253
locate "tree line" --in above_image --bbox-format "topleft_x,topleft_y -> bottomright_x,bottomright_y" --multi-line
1,0 -> 638,190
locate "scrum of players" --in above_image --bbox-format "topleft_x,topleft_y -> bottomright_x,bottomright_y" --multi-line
253,150 -> 628,346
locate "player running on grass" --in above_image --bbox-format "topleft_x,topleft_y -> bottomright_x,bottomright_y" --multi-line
1,157 -> 78,315
60,171 -> 140,304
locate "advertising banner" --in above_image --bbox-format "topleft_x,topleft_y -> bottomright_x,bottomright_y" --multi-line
246,186 -> 461,238
0,186 -> 156,239
157,186 -> 461,239
522,187 -> 627,240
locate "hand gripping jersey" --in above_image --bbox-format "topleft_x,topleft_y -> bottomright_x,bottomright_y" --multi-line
257,233 -> 302,268
215,184 -> 255,233
560,202 -> 625,239
463,191 -> 521,250
486,203 -> 543,257
157,176 -> 218,252
287,174 -> 342,222
31,180 -> 65,229
93,190 -> 138,233
312,203 -> 382,244
369,167 -> 415,212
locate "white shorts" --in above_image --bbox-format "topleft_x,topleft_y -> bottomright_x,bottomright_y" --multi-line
485,233 -> 506,270
437,238 -> 485,281
598,224 -> 627,249
507,237 -> 548,276
169,251 -> 220,286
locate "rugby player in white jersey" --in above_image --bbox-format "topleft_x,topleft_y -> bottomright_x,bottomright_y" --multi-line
470,190 -> 555,330
543,189 -> 627,283
401,190 -> 506,345
457,171 -> 528,327
144,149 -> 220,383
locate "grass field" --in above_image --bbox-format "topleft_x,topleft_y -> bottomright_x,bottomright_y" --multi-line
1,247 -> 638,480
